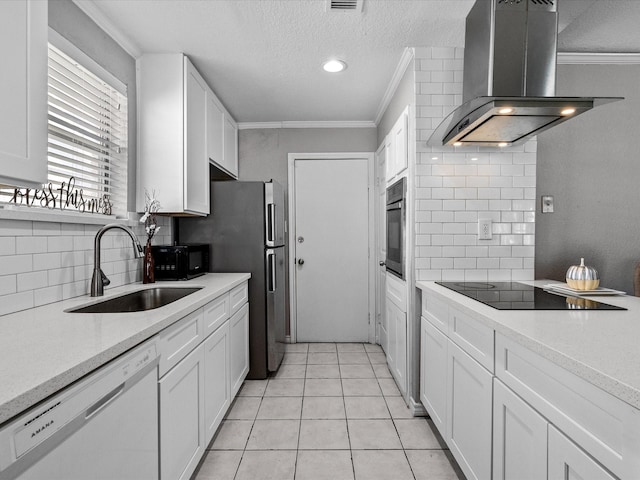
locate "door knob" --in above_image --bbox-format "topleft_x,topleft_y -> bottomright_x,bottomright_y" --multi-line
379,261 -> 386,266
298,259 -> 305,265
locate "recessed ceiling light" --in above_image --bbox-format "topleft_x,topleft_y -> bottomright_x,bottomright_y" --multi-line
453,142 -> 462,147
561,108 -> 576,115
322,59 -> 347,73
498,142 -> 508,147
498,108 -> 514,114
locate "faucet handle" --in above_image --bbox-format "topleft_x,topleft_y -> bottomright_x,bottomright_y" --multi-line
100,269 -> 111,287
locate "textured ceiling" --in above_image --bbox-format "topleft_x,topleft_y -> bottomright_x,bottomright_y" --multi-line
80,0 -> 640,124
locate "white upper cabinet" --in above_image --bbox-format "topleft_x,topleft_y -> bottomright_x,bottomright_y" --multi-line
0,1 -> 48,188
385,106 -> 409,182
206,82 -> 238,179
206,92 -> 224,170
222,115 -> 238,178
137,54 -> 209,215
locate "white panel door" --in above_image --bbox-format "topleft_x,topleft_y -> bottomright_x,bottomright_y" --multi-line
376,146 -> 388,351
421,318 -> 448,436
548,425 -> 617,480
447,340 -> 493,480
295,158 -> 370,342
493,378 -> 548,480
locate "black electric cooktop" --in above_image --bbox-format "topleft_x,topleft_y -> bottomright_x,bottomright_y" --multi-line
436,282 -> 626,310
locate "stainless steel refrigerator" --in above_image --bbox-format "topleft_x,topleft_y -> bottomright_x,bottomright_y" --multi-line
176,180 -> 286,379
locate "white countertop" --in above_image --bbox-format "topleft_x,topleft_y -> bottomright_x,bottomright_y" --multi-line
0,273 -> 250,425
417,280 -> 640,411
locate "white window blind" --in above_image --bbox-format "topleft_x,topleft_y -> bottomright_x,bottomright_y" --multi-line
1,43 -> 128,217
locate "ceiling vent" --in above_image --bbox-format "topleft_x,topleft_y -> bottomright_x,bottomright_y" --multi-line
326,0 -> 363,12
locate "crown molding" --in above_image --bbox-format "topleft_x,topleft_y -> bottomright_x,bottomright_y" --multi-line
237,121 -> 376,130
374,47 -> 415,126
72,0 -> 142,58
558,52 -> 640,65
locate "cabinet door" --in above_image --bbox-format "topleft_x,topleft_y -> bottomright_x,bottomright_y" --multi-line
229,303 -> 249,397
447,340 -> 493,480
206,91 -> 224,168
394,305 -> 407,393
548,425 -> 618,480
184,58 -> 209,215
420,318 -> 448,436
204,322 -> 230,444
159,344 -> 205,480
493,378 -> 548,480
392,108 -> 408,176
384,134 -> 394,182
385,299 -> 396,372
0,1 -> 47,188
223,116 -> 238,178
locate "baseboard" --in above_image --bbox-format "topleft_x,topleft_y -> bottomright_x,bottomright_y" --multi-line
410,397 -> 428,417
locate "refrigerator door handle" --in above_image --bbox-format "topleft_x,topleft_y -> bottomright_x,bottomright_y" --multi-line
267,203 -> 276,245
267,250 -> 276,292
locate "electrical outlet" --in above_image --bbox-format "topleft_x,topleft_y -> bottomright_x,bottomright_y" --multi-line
478,218 -> 492,240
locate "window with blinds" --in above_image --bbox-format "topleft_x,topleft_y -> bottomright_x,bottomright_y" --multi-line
0,43 -> 128,217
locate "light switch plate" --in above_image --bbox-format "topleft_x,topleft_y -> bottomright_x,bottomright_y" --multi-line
478,218 -> 492,240
541,195 -> 554,213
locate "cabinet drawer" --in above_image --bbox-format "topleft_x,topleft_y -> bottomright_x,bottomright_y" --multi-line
203,294 -> 230,337
158,307 -> 204,377
386,273 -> 406,311
422,294 -> 449,333
229,282 -> 248,316
448,307 -> 494,372
496,334 -> 640,479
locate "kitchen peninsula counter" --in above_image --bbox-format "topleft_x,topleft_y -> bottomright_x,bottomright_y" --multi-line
0,273 -> 250,425
417,280 -> 640,411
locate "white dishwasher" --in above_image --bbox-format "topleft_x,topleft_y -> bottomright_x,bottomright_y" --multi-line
0,340 -> 159,480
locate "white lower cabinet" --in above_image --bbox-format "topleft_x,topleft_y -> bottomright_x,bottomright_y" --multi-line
419,289 -> 632,480
158,281 -> 249,479
493,378 -> 547,480
548,425 -> 618,480
420,318 -> 447,434
385,299 -> 407,393
229,303 -> 250,398
204,322 -> 230,444
447,340 -> 493,480
159,344 -> 205,480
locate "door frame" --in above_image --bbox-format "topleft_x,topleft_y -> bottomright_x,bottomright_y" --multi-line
287,152 -> 376,344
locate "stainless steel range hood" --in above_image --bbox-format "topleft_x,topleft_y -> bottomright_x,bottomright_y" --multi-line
428,0 -> 622,148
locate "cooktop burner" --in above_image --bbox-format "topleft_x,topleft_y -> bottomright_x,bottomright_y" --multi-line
435,282 -> 626,310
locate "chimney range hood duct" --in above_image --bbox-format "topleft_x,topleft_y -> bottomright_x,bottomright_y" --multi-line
428,0 -> 622,148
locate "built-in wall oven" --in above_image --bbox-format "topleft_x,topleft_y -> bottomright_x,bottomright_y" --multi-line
386,177 -> 406,279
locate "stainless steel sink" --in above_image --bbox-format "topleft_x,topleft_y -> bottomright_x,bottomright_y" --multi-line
67,287 -> 202,313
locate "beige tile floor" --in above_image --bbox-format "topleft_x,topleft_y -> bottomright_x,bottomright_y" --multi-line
193,343 -> 465,480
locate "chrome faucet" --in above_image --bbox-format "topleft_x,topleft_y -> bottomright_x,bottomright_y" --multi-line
91,224 -> 145,296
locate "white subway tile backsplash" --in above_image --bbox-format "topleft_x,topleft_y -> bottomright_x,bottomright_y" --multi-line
0,291 -> 33,316
0,220 -> 33,236
0,275 -> 17,296
17,271 -> 48,292
33,252 -> 62,271
0,237 -> 16,256
33,222 -> 61,236
34,285 -> 64,307
0,215 -> 172,316
0,255 -> 33,275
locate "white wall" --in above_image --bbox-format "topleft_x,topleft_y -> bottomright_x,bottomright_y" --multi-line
413,47 -> 537,283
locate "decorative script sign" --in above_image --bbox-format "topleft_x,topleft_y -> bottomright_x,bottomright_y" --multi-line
9,176 -> 113,215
